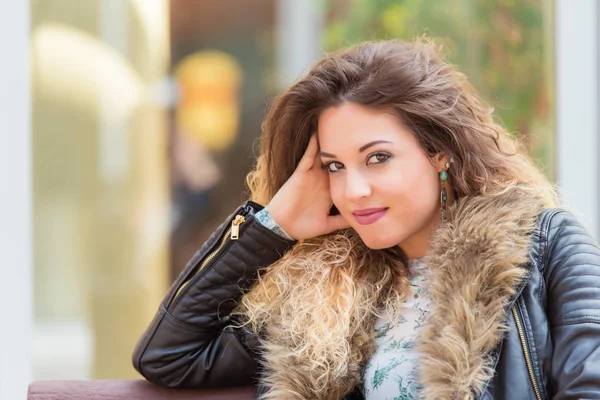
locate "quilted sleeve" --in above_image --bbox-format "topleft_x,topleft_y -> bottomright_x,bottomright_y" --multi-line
132,201 -> 296,389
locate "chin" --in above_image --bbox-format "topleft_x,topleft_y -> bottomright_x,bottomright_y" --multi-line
355,231 -> 401,250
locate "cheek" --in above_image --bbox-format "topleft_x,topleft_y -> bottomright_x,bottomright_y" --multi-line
403,172 -> 441,217
329,178 -> 345,207
382,166 -> 439,215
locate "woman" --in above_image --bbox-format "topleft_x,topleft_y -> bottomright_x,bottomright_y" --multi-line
133,39 -> 600,399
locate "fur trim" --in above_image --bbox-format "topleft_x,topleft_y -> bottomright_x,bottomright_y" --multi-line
250,187 -> 544,399
247,231 -> 408,400
417,188 -> 544,399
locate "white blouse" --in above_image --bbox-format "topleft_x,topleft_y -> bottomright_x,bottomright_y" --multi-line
362,257 -> 430,400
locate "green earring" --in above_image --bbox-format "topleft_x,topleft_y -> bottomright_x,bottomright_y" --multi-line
440,161 -> 450,181
440,162 -> 450,221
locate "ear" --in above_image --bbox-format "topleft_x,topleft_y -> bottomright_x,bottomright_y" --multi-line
432,152 -> 450,173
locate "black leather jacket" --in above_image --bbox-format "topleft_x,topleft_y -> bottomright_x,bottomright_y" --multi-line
133,201 -> 600,399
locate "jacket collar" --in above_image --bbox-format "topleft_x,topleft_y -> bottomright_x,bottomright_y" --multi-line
416,187 -> 544,399
255,187 -> 546,400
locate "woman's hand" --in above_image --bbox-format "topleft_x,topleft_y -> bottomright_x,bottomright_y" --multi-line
266,135 -> 350,240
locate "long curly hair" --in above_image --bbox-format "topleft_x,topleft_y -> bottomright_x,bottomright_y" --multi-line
236,38 -> 557,399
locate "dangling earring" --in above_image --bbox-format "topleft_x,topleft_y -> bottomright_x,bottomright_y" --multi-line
440,162 -> 450,221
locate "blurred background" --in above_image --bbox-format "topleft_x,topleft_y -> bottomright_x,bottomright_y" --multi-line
1,0 -> 599,398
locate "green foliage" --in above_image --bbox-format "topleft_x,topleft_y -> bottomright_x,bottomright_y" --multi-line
323,0 -> 555,179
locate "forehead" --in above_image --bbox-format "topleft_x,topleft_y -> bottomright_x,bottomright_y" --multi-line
317,102 -> 416,151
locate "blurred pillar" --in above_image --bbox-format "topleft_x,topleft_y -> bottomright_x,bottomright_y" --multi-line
555,0 -> 599,239
276,0 -> 324,89
91,0 -> 171,379
30,0 -> 170,381
0,0 -> 33,398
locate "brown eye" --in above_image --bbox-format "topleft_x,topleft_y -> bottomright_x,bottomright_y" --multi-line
367,153 -> 390,165
324,161 -> 344,172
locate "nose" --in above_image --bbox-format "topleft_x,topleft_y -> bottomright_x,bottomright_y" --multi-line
344,170 -> 372,202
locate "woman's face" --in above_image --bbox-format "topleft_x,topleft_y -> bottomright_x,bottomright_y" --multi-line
317,102 -> 446,257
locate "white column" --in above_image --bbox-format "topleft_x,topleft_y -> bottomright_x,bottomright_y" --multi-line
555,0 -> 599,239
276,0 -> 324,89
0,0 -> 33,398
99,0 -> 131,184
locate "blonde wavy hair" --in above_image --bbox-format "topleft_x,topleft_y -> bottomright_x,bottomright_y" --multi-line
236,38 -> 557,399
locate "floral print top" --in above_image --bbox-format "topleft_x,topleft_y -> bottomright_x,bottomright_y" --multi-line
362,257 -> 430,400
253,208 -> 431,399
254,207 -> 294,240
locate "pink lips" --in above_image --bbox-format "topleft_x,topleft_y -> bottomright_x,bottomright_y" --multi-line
352,207 -> 388,225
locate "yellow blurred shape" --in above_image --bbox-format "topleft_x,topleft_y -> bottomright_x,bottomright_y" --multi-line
175,51 -> 243,151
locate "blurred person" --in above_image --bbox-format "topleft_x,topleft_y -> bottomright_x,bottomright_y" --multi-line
133,39 -> 600,399
169,124 -> 222,278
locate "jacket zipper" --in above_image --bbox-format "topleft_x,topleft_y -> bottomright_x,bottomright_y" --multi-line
479,274 -> 533,397
512,304 -> 542,400
170,214 -> 246,305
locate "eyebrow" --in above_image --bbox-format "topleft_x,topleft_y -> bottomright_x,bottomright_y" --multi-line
320,140 -> 393,158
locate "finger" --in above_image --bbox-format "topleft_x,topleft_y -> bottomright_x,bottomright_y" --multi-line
325,214 -> 351,233
311,137 -> 323,170
296,135 -> 318,171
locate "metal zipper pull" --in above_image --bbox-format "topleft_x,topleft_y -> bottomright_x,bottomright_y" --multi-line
230,215 -> 245,240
